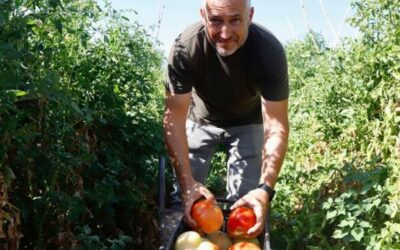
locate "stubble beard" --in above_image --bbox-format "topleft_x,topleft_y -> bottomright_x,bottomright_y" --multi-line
216,45 -> 238,57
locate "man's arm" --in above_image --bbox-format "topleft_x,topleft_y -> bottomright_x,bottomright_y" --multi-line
163,91 -> 216,227
260,98 -> 289,189
231,98 -> 289,236
163,91 -> 193,188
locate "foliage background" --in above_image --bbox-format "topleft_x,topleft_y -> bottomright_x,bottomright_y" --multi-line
1,0 -> 164,249
269,0 -> 400,249
0,0 -> 399,249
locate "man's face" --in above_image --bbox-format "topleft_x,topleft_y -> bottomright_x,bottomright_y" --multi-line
201,0 -> 254,57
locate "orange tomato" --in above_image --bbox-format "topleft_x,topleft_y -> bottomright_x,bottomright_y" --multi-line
234,237 -> 260,247
191,199 -> 223,234
228,242 -> 261,250
227,207 -> 257,238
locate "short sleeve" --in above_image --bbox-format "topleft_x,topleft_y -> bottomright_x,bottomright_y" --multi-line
165,35 -> 195,94
260,49 -> 289,101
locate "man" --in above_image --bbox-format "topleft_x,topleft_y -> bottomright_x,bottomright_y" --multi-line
163,0 -> 289,237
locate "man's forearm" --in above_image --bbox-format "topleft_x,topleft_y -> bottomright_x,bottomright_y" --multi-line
163,111 -> 194,188
260,99 -> 289,189
260,130 -> 289,188
163,91 -> 195,188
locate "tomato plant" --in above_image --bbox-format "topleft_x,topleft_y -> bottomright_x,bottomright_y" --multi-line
269,0 -> 400,248
0,0 -> 164,248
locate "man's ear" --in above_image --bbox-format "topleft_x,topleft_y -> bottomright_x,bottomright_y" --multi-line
200,8 -> 206,25
248,7 -> 254,24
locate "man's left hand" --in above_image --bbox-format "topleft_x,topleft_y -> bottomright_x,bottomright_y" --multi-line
230,188 -> 270,237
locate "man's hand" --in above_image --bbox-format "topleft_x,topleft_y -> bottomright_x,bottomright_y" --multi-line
230,188 -> 269,237
181,180 -> 216,228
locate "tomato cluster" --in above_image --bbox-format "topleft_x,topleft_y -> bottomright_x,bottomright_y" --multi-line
176,199 -> 261,250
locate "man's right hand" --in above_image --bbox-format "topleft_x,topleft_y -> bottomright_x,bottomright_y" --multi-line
181,180 -> 216,228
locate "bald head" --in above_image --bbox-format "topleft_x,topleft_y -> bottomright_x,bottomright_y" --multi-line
202,0 -> 252,9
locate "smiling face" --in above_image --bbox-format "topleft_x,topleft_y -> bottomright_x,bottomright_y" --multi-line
201,0 -> 254,57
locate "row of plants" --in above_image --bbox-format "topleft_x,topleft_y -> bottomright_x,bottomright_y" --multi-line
1,0 -> 165,248
268,0 -> 399,249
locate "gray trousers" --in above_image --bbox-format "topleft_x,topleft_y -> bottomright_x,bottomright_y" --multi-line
171,119 -> 264,203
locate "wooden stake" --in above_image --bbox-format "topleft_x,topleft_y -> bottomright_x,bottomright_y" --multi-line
335,6 -> 351,47
286,16 -> 296,40
318,0 -> 337,39
299,0 -> 320,53
154,0 -> 166,44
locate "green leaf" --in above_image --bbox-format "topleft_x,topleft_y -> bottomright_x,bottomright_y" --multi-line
379,204 -> 393,216
53,19 -> 63,33
365,203 -> 375,212
70,102 -> 83,115
15,0 -> 23,7
99,118 -> 108,124
87,235 -> 100,242
0,43 -> 19,59
322,198 -> 333,209
326,210 -> 337,220
338,219 -> 355,228
0,165 -> 16,186
351,228 -> 364,242
390,223 -> 400,234
83,225 -> 91,234
67,196 -> 85,221
118,235 -> 133,243
332,229 -> 349,239
307,247 -> 323,250
372,198 -> 381,207
359,221 -> 372,228
113,84 -> 120,94
6,90 -> 27,97
392,71 -> 400,81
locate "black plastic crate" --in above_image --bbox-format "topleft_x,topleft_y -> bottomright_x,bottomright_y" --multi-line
164,199 -> 272,250
158,157 -> 272,250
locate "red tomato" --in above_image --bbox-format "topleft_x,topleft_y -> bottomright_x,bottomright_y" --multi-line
227,207 -> 257,238
191,199 -> 223,234
228,242 -> 261,250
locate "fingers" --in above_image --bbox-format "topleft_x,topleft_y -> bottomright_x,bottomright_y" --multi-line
201,188 -> 217,204
247,221 -> 263,236
230,197 -> 247,210
181,187 -> 199,228
183,201 -> 197,228
247,205 -> 264,235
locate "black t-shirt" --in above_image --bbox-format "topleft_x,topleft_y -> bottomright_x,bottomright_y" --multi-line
166,22 -> 289,127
